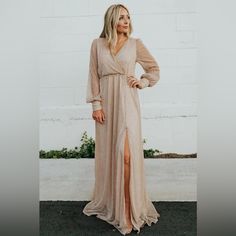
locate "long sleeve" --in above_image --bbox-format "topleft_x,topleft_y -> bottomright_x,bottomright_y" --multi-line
86,38 -> 103,111
136,38 -> 160,89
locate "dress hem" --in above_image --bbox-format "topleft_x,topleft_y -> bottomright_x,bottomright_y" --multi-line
83,208 -> 160,235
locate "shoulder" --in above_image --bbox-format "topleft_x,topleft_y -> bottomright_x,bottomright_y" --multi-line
91,37 -> 105,45
95,37 -> 108,43
126,37 -> 141,44
93,37 -> 101,42
93,37 -> 108,48
131,37 -> 142,42
134,38 -> 145,51
134,37 -> 144,44
90,38 -> 101,50
91,38 -> 99,45
90,38 -> 97,48
132,37 -> 145,49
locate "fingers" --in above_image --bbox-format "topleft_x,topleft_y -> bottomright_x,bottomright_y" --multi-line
102,110 -> 106,122
92,110 -> 106,124
96,115 -> 103,124
127,77 -> 140,88
98,110 -> 105,124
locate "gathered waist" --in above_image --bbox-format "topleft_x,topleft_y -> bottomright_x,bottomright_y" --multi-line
101,73 -> 135,79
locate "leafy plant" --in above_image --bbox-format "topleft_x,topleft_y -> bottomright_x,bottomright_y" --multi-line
142,138 -> 161,158
39,131 -> 160,159
39,147 -> 80,159
78,131 -> 95,158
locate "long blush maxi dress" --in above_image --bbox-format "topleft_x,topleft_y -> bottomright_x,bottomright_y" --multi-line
83,36 -> 161,235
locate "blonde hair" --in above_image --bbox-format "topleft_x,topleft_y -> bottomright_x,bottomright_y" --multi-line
99,4 -> 133,55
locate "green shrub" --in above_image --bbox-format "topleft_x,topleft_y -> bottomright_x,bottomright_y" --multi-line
39,131 -> 161,159
78,131 -> 95,158
143,138 -> 161,158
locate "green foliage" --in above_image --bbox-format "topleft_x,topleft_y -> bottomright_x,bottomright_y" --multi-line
39,131 -> 95,159
142,138 -> 161,158
39,131 -> 160,159
78,131 -> 95,158
143,148 -> 161,158
39,147 -> 80,159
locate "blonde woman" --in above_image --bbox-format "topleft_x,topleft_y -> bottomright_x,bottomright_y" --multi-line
83,3 -> 161,235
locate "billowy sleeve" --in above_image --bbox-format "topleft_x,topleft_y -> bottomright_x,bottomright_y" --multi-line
136,38 -> 160,89
86,38 -> 102,111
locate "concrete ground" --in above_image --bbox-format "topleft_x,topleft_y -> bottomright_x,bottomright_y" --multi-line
40,201 -> 196,236
40,159 -> 197,201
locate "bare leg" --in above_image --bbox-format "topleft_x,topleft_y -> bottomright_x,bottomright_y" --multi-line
124,128 -> 132,231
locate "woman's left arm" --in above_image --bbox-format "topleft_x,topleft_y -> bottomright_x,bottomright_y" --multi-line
136,38 -> 160,89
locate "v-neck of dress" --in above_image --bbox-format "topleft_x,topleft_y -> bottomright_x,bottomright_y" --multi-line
112,38 -> 130,58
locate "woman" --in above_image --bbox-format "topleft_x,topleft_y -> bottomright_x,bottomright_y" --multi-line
83,4 -> 161,235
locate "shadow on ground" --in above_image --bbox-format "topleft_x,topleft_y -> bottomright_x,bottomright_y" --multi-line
40,201 -> 196,236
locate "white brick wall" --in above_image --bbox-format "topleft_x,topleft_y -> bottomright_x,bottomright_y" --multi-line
40,159 -> 197,201
40,0 -> 198,154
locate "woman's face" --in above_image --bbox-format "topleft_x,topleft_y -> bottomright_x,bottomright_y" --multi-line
116,8 -> 130,34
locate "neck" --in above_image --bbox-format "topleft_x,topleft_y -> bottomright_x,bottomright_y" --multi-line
117,33 -> 127,42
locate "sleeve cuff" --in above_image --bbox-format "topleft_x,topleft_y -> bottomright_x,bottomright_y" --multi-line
92,101 -> 102,111
139,78 -> 150,89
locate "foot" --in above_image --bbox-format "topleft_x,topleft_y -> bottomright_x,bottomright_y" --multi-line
127,222 -> 132,231
126,220 -> 133,234
125,201 -> 133,231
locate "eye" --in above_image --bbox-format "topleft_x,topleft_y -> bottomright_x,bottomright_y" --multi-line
119,15 -> 130,20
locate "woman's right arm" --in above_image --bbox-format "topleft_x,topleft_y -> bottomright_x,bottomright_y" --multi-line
86,38 -> 105,124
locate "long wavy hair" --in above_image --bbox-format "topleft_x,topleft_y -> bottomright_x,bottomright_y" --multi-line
99,4 -> 133,55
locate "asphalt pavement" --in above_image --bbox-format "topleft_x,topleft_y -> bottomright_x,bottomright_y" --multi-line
40,201 -> 196,236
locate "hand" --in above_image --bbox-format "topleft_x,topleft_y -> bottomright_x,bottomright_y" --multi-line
127,76 -> 142,89
92,109 -> 106,124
